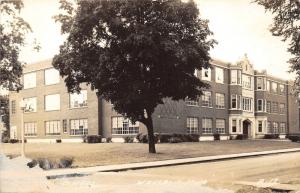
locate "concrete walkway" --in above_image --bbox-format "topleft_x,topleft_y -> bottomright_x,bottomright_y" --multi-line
45,147 -> 300,179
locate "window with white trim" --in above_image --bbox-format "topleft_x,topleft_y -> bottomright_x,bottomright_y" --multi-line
280,122 -> 286,133
45,121 -> 61,135
45,94 -> 60,111
242,74 -> 252,89
242,97 -> 252,112
257,99 -> 263,112
272,82 -> 278,93
266,101 -> 271,113
231,95 -> 237,109
273,122 -> 279,133
272,102 -> 278,113
216,119 -> 225,134
202,118 -> 212,134
279,103 -> 285,114
258,121 -> 263,133
257,77 -> 264,90
112,117 -> 139,135
24,122 -> 37,136
215,67 -> 224,83
201,91 -> 212,107
279,84 -> 285,94
23,72 -> 36,89
70,119 -> 88,135
45,68 -> 60,85
185,98 -> 199,106
70,90 -> 88,108
201,68 -> 211,81
187,117 -> 199,134
23,97 -> 37,113
232,119 -> 237,133
231,70 -> 241,85
267,121 -> 272,133
216,93 -> 225,109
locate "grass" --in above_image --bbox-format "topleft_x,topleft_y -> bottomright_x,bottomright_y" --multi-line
2,140 -> 300,168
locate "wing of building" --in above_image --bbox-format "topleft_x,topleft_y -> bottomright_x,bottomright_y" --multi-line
9,57 -> 300,142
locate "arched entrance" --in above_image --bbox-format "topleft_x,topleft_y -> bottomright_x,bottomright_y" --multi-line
243,119 -> 252,139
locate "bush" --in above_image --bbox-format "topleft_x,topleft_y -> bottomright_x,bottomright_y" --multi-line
123,136 -> 134,143
264,134 -> 279,139
106,137 -> 112,143
56,139 -> 62,143
2,136 -> 9,143
159,133 -> 172,143
287,135 -> 300,142
136,133 -> 159,143
189,134 -> 200,142
58,157 -> 73,168
84,135 -> 102,143
236,134 -> 247,140
213,133 -> 220,141
169,136 -> 183,143
9,139 -> 19,143
28,157 -> 74,170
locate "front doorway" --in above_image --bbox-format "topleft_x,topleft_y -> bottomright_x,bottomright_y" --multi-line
242,119 -> 251,139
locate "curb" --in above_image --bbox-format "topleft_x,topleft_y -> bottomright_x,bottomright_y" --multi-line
45,148 -> 300,179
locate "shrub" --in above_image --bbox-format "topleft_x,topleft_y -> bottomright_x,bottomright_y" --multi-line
159,133 -> 172,143
56,139 -> 62,143
2,136 -> 9,143
106,137 -> 112,143
169,136 -> 183,143
28,157 -> 74,170
84,135 -> 102,143
123,136 -> 134,143
264,134 -> 279,139
236,134 -> 247,140
287,135 -> 300,142
9,139 -> 19,143
58,157 -> 73,168
136,133 -> 146,143
213,133 -> 220,141
27,160 -> 38,168
189,134 -> 200,142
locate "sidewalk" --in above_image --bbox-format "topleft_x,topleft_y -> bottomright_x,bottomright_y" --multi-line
45,147 -> 300,179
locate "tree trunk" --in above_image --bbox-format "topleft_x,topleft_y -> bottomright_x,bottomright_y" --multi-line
146,116 -> 156,153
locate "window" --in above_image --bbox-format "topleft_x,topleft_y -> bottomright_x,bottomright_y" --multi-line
215,67 -> 224,83
242,74 -> 252,89
201,68 -> 211,81
231,70 -> 241,85
257,77 -> 264,90
185,98 -> 199,106
201,91 -> 212,107
273,122 -> 279,134
231,95 -> 237,109
267,122 -> 272,133
23,97 -> 37,113
280,123 -> 286,133
23,72 -> 36,89
187,117 -> 199,134
45,68 -> 60,85
70,119 -> 88,135
242,97 -> 252,111
70,90 -> 88,108
24,122 -> 37,136
202,118 -> 212,134
272,102 -> 278,113
257,99 -> 263,112
266,81 -> 270,91
279,103 -> 285,114
112,117 -> 139,135
45,121 -> 61,135
216,93 -> 225,109
232,120 -> 237,133
11,100 -> 16,114
63,119 -> 67,133
272,82 -> 278,93
266,101 -> 271,113
45,94 -> 60,111
258,121 -> 263,133
216,119 -> 225,134
279,84 -> 285,94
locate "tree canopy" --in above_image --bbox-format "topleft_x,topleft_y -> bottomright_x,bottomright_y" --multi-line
255,0 -> 300,94
0,0 -> 32,91
53,0 -> 216,153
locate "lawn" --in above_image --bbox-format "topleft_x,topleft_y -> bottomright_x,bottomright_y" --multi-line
1,140 -> 300,168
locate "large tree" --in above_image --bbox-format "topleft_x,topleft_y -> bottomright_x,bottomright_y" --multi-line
53,0 -> 216,153
255,0 -> 300,94
0,0 -> 32,91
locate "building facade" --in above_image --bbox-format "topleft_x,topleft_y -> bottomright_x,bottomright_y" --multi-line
9,57 -> 300,142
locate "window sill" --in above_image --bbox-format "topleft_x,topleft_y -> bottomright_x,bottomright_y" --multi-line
24,135 -> 37,138
45,134 -> 61,136
69,106 -> 88,110
45,109 -> 61,112
201,106 -> 213,108
216,107 -> 225,110
111,134 -> 138,136
186,105 -> 199,107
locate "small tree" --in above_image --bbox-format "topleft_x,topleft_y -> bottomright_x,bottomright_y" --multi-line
0,1 -> 33,91
53,0 -> 216,153
255,0 -> 300,94
0,95 -> 9,137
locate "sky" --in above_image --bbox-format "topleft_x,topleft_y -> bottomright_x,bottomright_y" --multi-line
18,0 -> 293,79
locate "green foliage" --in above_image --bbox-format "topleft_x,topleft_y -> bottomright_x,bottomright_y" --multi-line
0,1 -> 32,91
0,95 -> 9,131
255,0 -> 300,94
53,0 -> 215,153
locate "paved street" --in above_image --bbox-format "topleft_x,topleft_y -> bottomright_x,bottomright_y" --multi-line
50,152 -> 300,193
